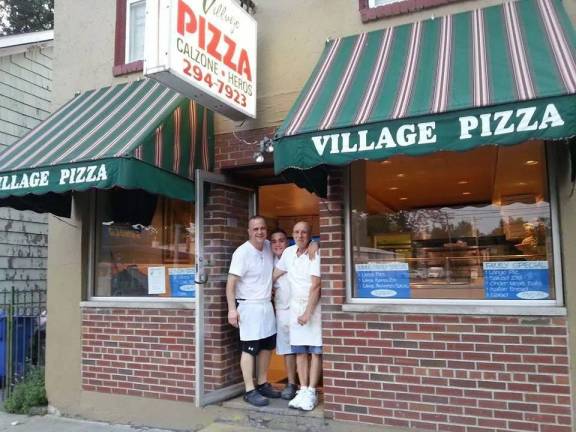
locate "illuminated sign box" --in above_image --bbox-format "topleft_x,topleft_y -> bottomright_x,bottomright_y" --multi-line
145,0 -> 257,120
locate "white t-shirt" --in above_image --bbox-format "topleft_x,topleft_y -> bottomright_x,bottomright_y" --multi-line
228,240 -> 273,300
276,244 -> 321,301
273,256 -> 291,310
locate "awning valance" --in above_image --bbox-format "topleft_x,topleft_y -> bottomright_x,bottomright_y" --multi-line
0,79 -> 213,215
274,0 -> 576,193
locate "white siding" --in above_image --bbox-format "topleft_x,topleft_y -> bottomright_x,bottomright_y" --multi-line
0,42 -> 52,291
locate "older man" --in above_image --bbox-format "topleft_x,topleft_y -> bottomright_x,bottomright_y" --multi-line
274,221 -> 322,411
226,215 -> 281,407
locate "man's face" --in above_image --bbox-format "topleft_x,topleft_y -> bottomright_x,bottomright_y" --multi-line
293,222 -> 310,250
248,217 -> 267,247
270,232 -> 288,258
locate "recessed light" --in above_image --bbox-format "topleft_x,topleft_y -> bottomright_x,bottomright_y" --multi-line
462,192 -> 471,196
458,180 -> 469,185
381,160 -> 391,165
397,173 -> 405,178
399,197 -> 408,201
525,160 -> 539,166
389,187 -> 399,191
517,182 -> 528,186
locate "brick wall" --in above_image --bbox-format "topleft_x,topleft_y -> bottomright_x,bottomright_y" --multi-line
201,184 -> 251,391
319,169 -> 574,432
81,308 -> 195,402
215,127 -> 275,170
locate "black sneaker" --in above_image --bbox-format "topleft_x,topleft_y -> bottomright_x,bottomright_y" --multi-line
257,382 -> 281,399
281,383 -> 298,400
243,389 -> 269,407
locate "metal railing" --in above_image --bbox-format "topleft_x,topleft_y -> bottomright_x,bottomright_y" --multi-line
0,287 -> 46,400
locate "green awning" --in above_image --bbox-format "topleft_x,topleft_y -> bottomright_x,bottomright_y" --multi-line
274,0 -> 576,195
0,79 -> 213,215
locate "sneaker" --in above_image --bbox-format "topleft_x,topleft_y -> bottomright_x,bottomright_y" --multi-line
243,389 -> 269,407
299,388 -> 317,411
281,383 -> 298,400
257,382 -> 281,399
288,388 -> 306,409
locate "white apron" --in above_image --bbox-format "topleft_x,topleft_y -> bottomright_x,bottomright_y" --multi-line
289,297 -> 322,347
237,298 -> 276,341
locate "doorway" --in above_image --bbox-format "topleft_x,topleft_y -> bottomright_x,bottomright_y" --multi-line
258,183 -> 320,384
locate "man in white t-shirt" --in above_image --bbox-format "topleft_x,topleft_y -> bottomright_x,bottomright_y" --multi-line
226,215 -> 281,407
270,229 -> 298,401
274,221 -> 321,411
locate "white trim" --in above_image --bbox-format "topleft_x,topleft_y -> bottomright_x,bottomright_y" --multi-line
0,30 -> 53,49
368,0 -> 405,8
81,299 -> 196,309
342,303 -> 567,316
344,147 -> 564,311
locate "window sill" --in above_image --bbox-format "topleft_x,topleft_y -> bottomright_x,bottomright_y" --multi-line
112,60 -> 143,77
81,298 -> 196,309
342,303 -> 567,316
359,0 -> 463,22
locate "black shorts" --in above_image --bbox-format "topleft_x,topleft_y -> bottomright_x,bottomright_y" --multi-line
240,334 -> 276,356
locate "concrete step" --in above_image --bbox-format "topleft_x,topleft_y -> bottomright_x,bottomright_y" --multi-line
218,394 -> 325,432
197,423 -> 287,432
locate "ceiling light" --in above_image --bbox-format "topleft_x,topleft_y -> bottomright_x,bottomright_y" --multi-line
458,180 -> 469,185
381,160 -> 391,165
525,160 -> 539,166
462,192 -> 471,196
397,173 -> 405,178
389,187 -> 399,191
517,182 -> 528,186
399,197 -> 408,201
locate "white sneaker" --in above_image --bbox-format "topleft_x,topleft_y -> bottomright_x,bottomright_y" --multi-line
299,388 -> 317,411
288,388 -> 306,409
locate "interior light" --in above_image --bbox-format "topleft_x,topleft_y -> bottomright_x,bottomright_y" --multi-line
381,160 -> 391,165
397,173 -> 405,178
399,197 -> 408,201
462,192 -> 471,196
458,180 -> 469,185
517,182 -> 528,186
389,187 -> 399,191
525,160 -> 539,166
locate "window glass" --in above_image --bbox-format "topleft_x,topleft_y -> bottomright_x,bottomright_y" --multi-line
369,0 -> 403,7
94,193 -> 196,298
127,0 -> 145,63
351,141 -> 556,301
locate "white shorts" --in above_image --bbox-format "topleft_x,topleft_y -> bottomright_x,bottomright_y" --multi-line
275,308 -> 294,355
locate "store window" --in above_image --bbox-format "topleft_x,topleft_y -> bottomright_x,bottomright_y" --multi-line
93,191 -> 196,299
350,141 -> 560,303
113,0 -> 145,76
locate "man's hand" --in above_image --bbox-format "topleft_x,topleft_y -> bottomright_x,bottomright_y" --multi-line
307,241 -> 319,261
297,311 -> 311,326
228,309 -> 239,328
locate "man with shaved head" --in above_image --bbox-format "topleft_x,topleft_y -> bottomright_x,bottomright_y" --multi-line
274,221 -> 322,411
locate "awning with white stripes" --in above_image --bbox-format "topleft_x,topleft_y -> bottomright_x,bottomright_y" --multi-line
0,79 -> 213,215
273,0 -> 576,193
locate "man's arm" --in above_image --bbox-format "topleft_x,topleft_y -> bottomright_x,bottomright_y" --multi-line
226,274 -> 240,327
273,267 -> 287,282
297,275 -> 321,325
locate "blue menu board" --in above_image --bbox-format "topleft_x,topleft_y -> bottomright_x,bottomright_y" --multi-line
355,263 -> 410,298
483,261 -> 549,300
169,268 -> 196,298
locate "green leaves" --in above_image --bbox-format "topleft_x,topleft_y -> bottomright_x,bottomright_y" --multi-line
0,0 -> 54,36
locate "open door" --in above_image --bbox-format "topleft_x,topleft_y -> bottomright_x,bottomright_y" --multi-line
194,170 -> 256,407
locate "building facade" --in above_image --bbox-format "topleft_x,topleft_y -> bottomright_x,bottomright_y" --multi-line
8,0 -> 573,431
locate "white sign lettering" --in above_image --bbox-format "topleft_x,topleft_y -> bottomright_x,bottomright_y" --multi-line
0,164 -> 108,192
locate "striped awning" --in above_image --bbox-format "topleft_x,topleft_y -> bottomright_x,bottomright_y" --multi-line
0,79 -> 213,215
274,0 -> 576,189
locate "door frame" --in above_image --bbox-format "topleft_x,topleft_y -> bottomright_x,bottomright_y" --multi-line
194,169 -> 257,407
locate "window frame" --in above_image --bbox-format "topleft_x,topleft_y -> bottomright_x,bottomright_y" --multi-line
86,191 -> 196,304
343,143 -> 565,312
113,0 -> 144,77
358,0 -> 464,23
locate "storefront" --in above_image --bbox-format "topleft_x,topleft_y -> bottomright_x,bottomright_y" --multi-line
272,0 -> 576,429
0,0 -> 575,431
